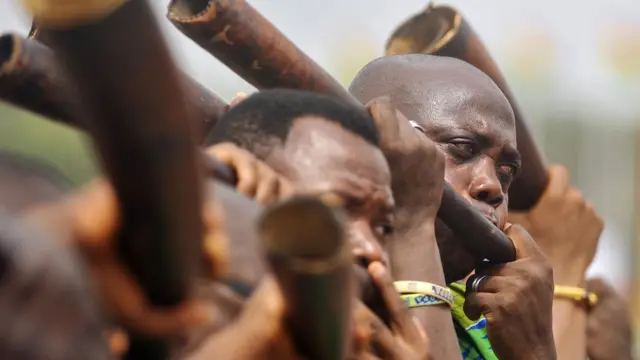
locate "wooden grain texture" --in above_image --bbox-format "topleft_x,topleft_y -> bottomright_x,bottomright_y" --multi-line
168,0 -> 356,104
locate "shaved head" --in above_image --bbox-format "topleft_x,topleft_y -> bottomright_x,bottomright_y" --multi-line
350,54 -> 520,282
349,54 -> 514,132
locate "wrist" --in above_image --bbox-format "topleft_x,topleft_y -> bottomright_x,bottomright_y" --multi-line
393,207 -> 437,234
552,265 -> 587,287
524,342 -> 557,360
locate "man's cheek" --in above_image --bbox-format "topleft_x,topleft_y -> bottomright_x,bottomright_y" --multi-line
497,206 -> 509,230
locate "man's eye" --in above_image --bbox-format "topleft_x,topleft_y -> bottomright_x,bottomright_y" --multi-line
374,222 -> 394,237
447,141 -> 478,158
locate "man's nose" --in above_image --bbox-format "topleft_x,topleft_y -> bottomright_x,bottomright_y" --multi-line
348,221 -> 385,267
468,160 -> 504,208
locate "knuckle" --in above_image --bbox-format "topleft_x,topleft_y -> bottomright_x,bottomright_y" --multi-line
496,293 -> 517,315
210,142 -> 237,153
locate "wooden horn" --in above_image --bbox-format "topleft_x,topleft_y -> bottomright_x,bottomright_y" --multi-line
1,30 -> 226,141
386,3 -> 548,210
167,0 -> 357,105
259,196 -> 354,360
0,33 -> 79,128
167,0 -> 516,263
22,0 -> 204,357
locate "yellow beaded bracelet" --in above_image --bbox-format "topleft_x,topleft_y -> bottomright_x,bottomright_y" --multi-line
554,285 -> 598,307
394,281 -> 454,307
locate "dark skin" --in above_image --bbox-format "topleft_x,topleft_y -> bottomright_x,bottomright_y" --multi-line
364,97 -> 458,360
24,114 -> 428,359
351,56 -> 520,283
350,55 -> 556,360
265,115 -> 435,358
586,278 -> 634,360
266,116 -> 395,268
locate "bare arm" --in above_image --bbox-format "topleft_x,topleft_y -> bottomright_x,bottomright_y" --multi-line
367,98 -> 460,360
509,166 -> 604,360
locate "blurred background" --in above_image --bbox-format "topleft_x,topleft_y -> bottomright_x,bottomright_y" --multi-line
1,0 -> 638,348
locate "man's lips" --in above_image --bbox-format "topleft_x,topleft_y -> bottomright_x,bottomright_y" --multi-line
482,214 -> 499,228
472,203 -> 499,227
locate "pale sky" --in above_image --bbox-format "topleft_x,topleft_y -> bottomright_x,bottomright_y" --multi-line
2,0 -> 639,117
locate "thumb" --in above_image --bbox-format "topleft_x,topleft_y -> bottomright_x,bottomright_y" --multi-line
504,223 -> 544,260
70,179 -> 119,253
506,210 -> 532,230
230,92 -> 250,108
241,276 -> 285,323
365,96 -> 400,146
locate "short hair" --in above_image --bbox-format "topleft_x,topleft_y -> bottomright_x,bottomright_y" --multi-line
0,150 -> 73,192
206,89 -> 380,158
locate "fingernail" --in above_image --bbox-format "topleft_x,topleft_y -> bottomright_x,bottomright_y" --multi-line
368,261 -> 385,277
191,302 -> 218,325
318,192 -> 344,208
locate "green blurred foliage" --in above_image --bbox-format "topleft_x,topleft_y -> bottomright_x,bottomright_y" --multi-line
0,102 -> 97,186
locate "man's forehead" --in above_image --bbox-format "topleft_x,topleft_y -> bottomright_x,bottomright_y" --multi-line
351,57 -> 517,145
409,86 -> 516,140
283,117 -> 391,185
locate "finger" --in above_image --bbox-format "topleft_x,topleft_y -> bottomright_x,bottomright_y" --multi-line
475,262 -> 507,277
467,274 -> 512,294
352,301 -> 396,358
70,178 -> 119,253
465,274 -> 489,294
107,329 -> 129,357
278,177 -> 296,199
346,352 -> 381,360
230,92 -> 249,108
93,255 -> 216,337
365,97 -> 400,144
254,165 -> 280,205
368,262 -> 419,343
351,301 -> 379,357
210,146 -> 259,197
207,143 -> 260,196
367,307 -> 398,359
202,199 -> 229,278
235,159 -> 259,196
351,354 -> 382,360
586,278 -> 615,297
135,300 -> 217,338
539,165 -> 570,206
463,292 -> 495,321
241,276 -> 285,324
504,223 -> 545,260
